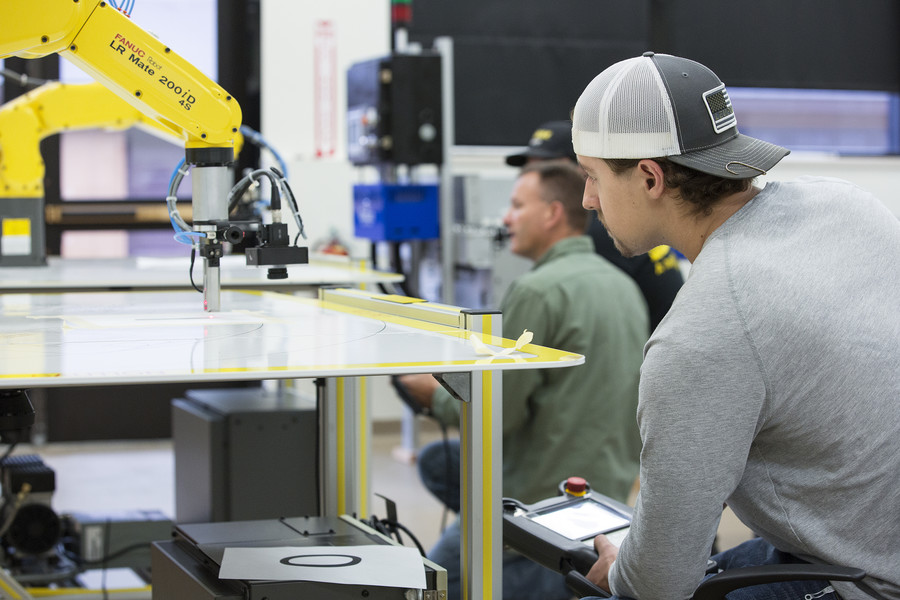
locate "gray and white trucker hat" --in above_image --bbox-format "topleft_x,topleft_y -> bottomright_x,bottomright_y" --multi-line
572,52 -> 789,179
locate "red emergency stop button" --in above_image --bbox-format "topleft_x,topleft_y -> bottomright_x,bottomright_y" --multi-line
565,476 -> 588,496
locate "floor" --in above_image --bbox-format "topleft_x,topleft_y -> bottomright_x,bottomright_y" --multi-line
15,417 -> 754,583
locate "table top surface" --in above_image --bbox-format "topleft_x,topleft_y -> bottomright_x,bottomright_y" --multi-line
0,255 -> 403,292
0,290 -> 583,388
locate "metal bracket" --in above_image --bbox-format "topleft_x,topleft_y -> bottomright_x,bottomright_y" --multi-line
434,372 -> 471,403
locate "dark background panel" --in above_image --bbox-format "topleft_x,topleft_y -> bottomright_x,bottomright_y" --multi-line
408,0 -> 649,41
218,0 -> 262,174
649,0 -> 900,92
408,0 -> 900,146
449,40 -> 648,146
408,0 -> 650,145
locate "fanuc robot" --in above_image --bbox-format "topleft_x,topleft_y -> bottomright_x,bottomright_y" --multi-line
0,0 -> 307,311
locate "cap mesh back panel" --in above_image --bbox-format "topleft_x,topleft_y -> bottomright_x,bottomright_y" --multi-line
573,57 -> 680,158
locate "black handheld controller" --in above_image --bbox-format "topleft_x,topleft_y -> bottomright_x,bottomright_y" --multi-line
502,477 -> 632,598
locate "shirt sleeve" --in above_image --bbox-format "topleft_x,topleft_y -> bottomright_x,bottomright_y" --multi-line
430,383 -> 460,428
609,309 -> 767,599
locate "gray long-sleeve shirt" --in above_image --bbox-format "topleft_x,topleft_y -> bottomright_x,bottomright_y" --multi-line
610,178 -> 900,600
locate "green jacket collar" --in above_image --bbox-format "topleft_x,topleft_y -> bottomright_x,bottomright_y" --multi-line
533,235 -> 595,270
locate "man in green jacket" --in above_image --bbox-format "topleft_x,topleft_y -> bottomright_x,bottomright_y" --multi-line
397,161 -> 648,600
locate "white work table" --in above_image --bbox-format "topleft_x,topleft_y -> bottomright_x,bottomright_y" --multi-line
0,287 -> 584,599
0,254 -> 403,294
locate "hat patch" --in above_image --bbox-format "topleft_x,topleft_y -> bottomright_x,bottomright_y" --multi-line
703,84 -> 736,133
529,128 -> 553,146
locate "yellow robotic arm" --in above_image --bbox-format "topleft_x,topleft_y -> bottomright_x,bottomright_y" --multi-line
1,0 -> 241,149
1,0 -> 248,310
0,80 -> 240,199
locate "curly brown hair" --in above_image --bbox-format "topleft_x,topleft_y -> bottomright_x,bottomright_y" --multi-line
603,158 -> 752,217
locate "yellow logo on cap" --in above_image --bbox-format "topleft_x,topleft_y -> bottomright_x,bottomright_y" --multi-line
648,245 -> 680,275
531,128 -> 553,142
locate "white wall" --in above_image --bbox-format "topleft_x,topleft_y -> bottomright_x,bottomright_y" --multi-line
260,0 -> 390,259
260,1 -> 407,420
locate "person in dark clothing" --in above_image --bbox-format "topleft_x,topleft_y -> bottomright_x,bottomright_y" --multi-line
506,120 -> 685,332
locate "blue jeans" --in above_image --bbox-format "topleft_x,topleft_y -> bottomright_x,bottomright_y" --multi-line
419,439 -> 571,600
583,537 -> 839,600
417,438 -> 461,512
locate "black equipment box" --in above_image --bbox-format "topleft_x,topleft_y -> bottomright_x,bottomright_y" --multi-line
172,388 -> 319,523
347,52 -> 443,166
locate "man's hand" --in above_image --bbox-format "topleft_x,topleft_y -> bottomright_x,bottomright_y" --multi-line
395,374 -> 440,409
586,534 -> 619,593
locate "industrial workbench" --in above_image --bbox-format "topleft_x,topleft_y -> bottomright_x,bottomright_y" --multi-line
0,287 -> 584,599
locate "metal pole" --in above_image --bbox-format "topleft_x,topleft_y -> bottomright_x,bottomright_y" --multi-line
434,36 -> 455,305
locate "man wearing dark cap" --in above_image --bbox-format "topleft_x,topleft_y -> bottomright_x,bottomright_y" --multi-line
507,121 -> 684,333
505,120 -> 579,166
572,53 -> 899,600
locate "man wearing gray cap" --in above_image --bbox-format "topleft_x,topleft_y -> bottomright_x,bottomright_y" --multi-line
572,53 -> 900,600
506,120 -> 684,334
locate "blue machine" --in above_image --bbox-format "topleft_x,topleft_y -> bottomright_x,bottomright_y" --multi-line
353,183 -> 439,242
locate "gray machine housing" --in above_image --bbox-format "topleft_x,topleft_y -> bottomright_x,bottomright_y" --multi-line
151,515 -> 447,599
67,509 -> 172,572
172,388 -> 319,524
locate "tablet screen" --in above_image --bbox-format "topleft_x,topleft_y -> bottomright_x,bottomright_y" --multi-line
532,500 -> 630,541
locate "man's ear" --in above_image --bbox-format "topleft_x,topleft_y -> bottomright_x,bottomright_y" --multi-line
546,200 -> 566,229
637,159 -> 666,198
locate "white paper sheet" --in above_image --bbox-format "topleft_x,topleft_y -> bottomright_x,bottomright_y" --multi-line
218,545 -> 427,589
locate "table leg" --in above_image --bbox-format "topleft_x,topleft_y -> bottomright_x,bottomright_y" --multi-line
319,376 -> 370,518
